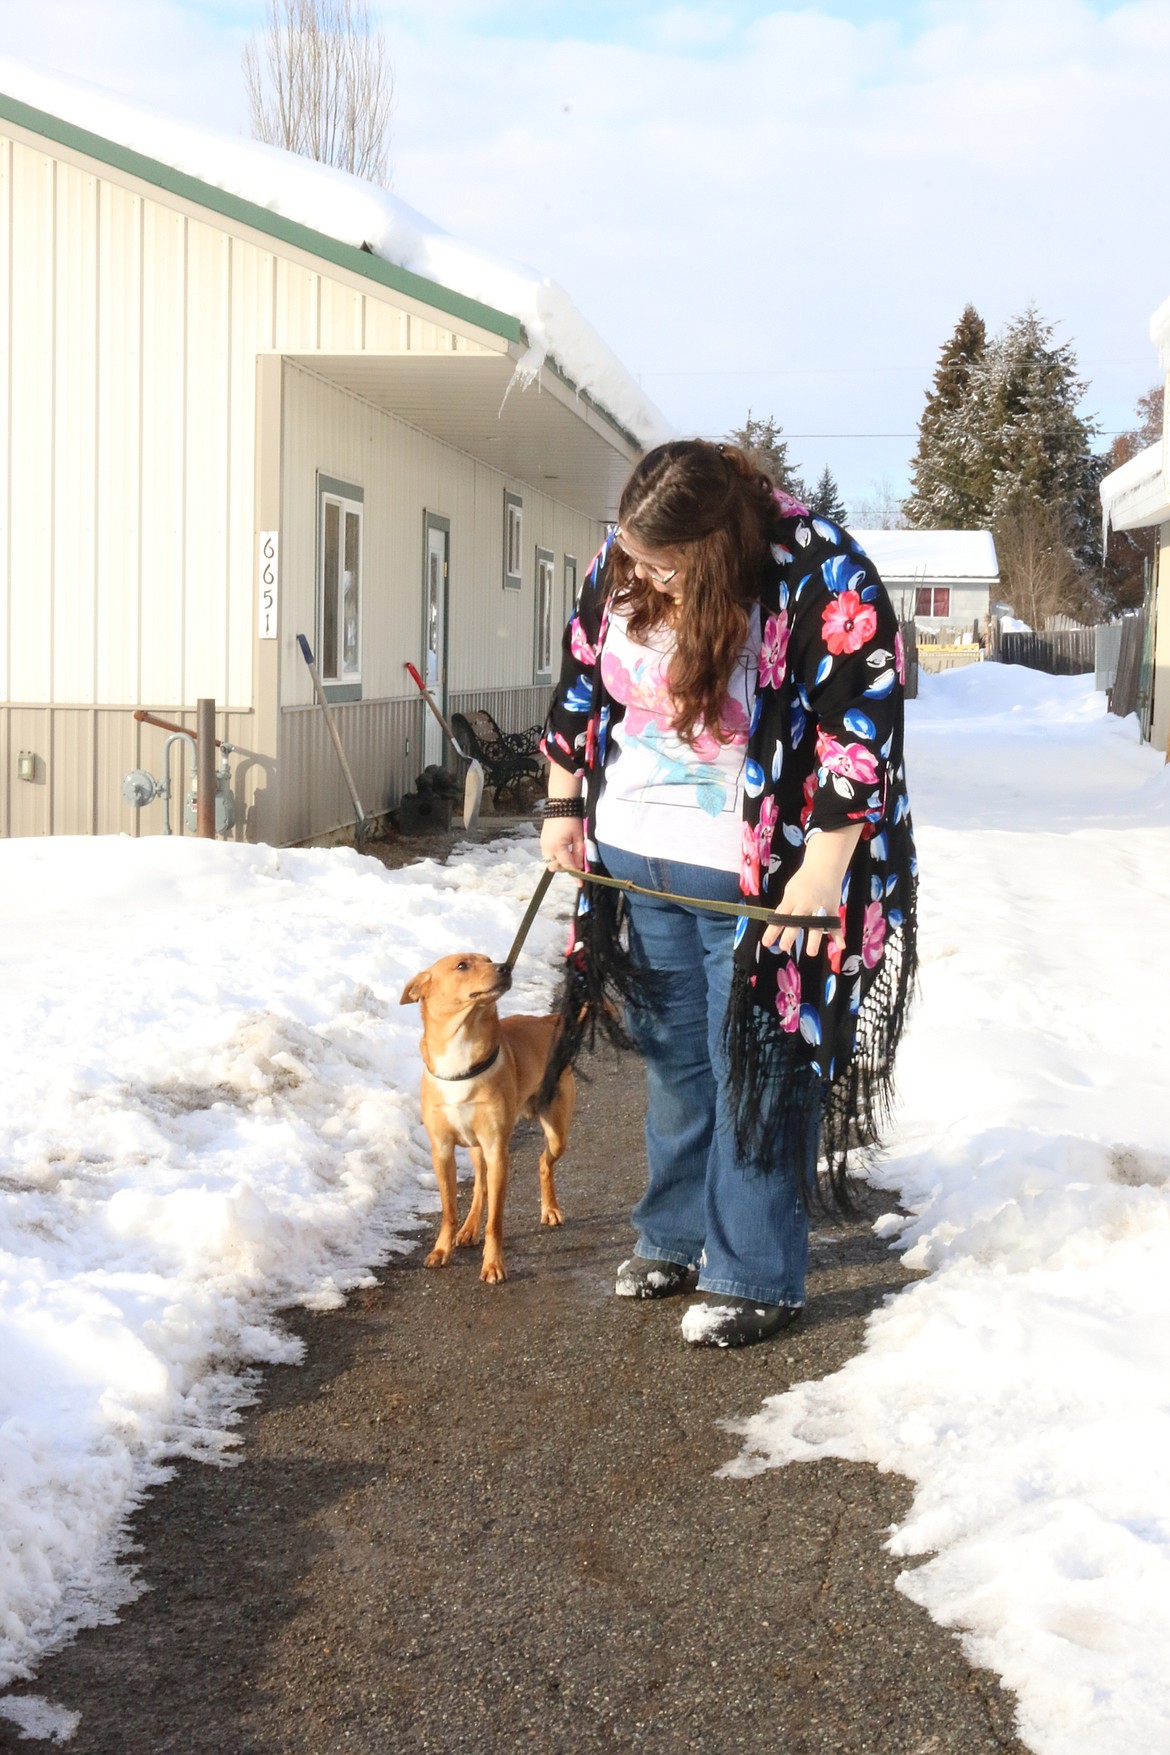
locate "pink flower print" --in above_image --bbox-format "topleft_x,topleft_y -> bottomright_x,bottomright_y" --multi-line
570,617 -> 598,665
775,960 -> 801,1033
800,769 -> 818,829
600,649 -> 675,736
826,907 -> 849,973
740,822 -> 761,896
816,733 -> 879,787
584,714 -> 599,768
693,694 -> 751,760
894,628 -> 906,686
759,610 -> 791,690
821,590 -> 877,657
773,487 -> 809,518
862,901 -> 886,970
756,796 -> 778,870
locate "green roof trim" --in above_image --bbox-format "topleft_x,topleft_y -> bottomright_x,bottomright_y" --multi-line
0,88 -> 524,345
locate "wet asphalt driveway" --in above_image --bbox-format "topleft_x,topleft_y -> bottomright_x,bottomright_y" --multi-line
1,1039 -> 1026,1755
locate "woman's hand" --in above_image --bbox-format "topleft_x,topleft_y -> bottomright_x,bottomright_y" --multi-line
763,823 -> 864,958
540,773 -> 586,879
540,815 -> 586,878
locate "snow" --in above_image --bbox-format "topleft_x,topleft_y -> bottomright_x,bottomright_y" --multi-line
722,665 -> 1170,1755
0,1696 -> 79,1743
1098,438 -> 1170,537
853,528 -> 1000,582
0,830 -> 571,1696
0,57 -> 669,451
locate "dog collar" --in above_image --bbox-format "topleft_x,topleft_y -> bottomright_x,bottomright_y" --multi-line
424,1046 -> 501,1083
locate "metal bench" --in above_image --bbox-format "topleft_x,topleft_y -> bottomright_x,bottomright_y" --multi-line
450,709 -> 545,809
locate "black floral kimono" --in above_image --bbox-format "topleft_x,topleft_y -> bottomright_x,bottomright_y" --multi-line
542,510 -> 918,1196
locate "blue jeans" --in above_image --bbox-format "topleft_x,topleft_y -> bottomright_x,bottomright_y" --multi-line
597,843 -> 820,1309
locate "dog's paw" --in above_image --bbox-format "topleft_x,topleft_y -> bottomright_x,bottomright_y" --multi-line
454,1220 -> 483,1248
541,1204 -> 565,1227
424,1245 -> 452,1270
480,1257 -> 507,1284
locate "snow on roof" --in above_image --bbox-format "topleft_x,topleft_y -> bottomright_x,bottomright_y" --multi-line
851,528 -> 999,582
1099,437 -> 1170,535
0,56 -> 670,452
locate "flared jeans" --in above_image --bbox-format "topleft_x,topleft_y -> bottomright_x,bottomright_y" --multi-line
597,842 -> 820,1308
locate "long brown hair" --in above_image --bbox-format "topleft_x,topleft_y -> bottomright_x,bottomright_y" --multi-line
612,440 -> 783,747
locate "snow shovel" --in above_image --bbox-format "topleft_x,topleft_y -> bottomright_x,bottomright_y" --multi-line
404,661 -> 484,832
296,634 -> 370,849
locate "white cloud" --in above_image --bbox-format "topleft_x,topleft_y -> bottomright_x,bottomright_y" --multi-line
1,0 -> 1168,502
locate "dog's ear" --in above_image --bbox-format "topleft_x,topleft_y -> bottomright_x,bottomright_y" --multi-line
399,971 -> 430,1005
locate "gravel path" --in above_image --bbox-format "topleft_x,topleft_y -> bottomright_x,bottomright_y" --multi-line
2,1035 -> 1026,1755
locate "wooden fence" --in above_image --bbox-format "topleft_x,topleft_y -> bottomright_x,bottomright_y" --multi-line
991,627 -> 1095,675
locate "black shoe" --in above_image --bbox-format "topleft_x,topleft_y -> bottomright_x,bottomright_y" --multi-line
680,1295 -> 802,1348
615,1256 -> 697,1300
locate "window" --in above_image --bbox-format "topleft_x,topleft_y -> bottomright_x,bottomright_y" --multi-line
535,548 -> 555,683
565,554 -> 579,616
318,476 -> 363,699
504,492 -> 523,590
915,586 -> 951,618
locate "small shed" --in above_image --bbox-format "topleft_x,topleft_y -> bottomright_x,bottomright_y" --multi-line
0,62 -> 664,844
852,529 -> 1000,638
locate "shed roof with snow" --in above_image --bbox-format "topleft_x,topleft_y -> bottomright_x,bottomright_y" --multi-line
851,529 -> 1000,585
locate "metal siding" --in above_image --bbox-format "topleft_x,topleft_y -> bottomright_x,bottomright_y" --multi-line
9,144 -> 54,702
7,708 -> 49,834
274,256 -> 318,349
228,241 -> 274,711
0,139 -> 10,704
52,161 -> 99,705
139,202 -> 186,705
318,278 -> 363,349
280,697 -> 420,843
183,220 -> 232,703
95,708 -> 140,835
95,181 -> 143,705
49,708 -> 94,833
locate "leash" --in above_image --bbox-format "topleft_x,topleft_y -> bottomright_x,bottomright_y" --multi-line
501,865 -> 834,972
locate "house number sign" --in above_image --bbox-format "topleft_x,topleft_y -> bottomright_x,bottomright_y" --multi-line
258,532 -> 279,639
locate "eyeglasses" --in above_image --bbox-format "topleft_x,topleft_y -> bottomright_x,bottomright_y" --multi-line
614,530 -> 678,587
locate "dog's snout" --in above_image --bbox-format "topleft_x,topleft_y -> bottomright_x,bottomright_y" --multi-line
495,963 -> 513,993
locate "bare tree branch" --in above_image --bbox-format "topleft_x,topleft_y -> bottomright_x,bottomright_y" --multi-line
243,0 -> 395,187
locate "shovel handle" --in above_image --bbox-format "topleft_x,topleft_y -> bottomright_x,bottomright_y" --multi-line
404,662 -> 465,752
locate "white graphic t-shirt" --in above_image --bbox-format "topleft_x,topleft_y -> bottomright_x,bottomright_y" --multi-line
593,606 -> 760,873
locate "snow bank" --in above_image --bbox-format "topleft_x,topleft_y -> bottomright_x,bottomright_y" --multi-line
722,664 -> 1170,1755
0,57 -> 669,450
0,831 -> 570,1688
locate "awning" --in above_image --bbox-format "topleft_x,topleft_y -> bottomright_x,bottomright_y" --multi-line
1099,438 -> 1170,535
284,348 -> 640,520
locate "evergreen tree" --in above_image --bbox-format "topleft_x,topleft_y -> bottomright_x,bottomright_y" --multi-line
905,304 -> 987,529
973,305 -> 1100,566
726,411 -> 806,501
807,464 -> 847,524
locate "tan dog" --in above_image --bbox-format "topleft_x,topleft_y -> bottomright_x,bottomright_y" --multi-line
399,952 -> 575,1284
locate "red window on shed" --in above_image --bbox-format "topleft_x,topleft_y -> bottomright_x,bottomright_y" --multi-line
915,587 -> 951,617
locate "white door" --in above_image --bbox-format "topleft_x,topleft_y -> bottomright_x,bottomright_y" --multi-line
424,521 -> 449,768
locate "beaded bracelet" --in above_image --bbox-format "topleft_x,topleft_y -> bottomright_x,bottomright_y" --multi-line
542,797 -> 585,819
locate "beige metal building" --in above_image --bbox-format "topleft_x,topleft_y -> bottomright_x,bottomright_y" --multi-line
0,84 -> 643,843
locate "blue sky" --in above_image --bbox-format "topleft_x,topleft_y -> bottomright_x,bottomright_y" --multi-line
2,0 -> 1168,511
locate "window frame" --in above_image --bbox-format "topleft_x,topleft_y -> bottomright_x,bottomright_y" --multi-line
564,553 -> 579,619
503,491 -> 523,591
534,546 -> 555,684
317,474 -> 364,702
